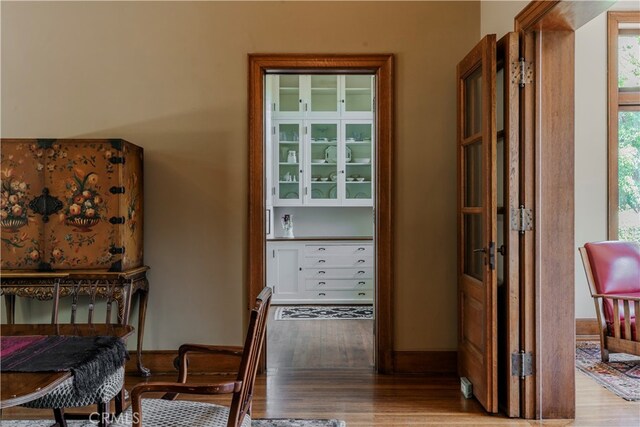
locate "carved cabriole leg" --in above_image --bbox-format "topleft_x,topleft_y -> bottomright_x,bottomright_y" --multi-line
136,277 -> 151,377
4,294 -> 16,324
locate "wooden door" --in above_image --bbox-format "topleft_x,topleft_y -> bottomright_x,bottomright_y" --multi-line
456,34 -> 498,413
496,32 -> 520,418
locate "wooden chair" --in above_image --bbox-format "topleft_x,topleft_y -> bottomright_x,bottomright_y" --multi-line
21,279 -> 132,427
579,241 -> 640,361
124,286 -> 272,427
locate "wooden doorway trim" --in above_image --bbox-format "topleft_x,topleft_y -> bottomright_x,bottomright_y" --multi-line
247,54 -> 395,373
514,0 -> 615,419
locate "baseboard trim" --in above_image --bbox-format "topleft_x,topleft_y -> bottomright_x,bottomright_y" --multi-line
126,350 -> 240,375
392,350 -> 457,374
128,350 -> 458,375
576,318 -> 599,336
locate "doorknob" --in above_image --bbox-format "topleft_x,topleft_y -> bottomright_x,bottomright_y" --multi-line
498,245 -> 506,256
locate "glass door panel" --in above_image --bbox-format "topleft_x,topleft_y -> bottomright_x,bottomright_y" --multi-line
344,122 -> 373,204
277,75 -> 301,115
344,75 -> 374,115
310,75 -> 339,114
308,122 -> 339,203
275,121 -> 302,205
464,67 -> 483,138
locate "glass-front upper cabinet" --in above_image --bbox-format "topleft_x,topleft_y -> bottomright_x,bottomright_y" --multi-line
273,121 -> 303,205
273,75 -> 303,117
343,121 -> 374,206
343,75 -> 374,117
306,121 -> 340,206
270,75 -> 374,119
309,75 -> 340,117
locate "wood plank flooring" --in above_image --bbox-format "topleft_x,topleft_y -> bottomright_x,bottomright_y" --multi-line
267,307 -> 374,369
2,320 -> 638,425
3,369 -> 638,426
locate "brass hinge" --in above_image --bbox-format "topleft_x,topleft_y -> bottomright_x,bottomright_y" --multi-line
511,205 -> 533,234
512,351 -> 534,378
512,58 -> 533,87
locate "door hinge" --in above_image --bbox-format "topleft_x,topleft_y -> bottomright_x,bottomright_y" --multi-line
512,351 -> 534,379
272,249 -> 275,258
512,58 -> 533,87
511,205 -> 533,234
272,187 -> 276,196
273,126 -> 276,135
304,126 -> 308,135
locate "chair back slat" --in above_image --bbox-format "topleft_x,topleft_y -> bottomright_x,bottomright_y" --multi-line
227,287 -> 272,427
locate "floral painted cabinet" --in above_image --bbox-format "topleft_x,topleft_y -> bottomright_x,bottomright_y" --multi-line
1,139 -> 143,271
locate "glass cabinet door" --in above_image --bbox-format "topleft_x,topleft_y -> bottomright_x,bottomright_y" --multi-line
307,121 -> 340,205
343,121 -> 373,205
275,75 -> 302,116
308,75 -> 339,116
274,121 -> 303,205
342,75 -> 374,117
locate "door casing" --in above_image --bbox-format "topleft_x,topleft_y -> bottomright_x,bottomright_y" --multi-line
247,54 -> 395,373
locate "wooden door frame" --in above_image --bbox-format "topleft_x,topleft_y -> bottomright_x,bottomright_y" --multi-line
513,0 -> 615,419
247,54 -> 395,373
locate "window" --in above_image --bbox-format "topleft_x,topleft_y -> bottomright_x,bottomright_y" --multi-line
608,12 -> 640,242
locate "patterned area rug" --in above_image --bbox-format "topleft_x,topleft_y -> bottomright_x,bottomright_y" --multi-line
0,419 -> 346,426
274,305 -> 373,320
576,341 -> 640,401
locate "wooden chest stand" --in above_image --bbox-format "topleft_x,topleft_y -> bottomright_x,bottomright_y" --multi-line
1,266 -> 151,376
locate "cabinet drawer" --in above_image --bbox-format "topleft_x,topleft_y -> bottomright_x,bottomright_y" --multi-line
303,289 -> 373,300
303,255 -> 373,268
304,244 -> 373,256
303,267 -> 373,279
305,279 -> 373,291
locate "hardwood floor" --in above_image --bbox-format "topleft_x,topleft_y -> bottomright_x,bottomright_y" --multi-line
3,369 -> 638,426
2,323 -> 638,426
267,307 -> 374,369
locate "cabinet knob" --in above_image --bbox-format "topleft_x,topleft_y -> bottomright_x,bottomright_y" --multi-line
357,260 -> 365,263
358,292 -> 366,296
318,271 -> 326,274
319,292 -> 326,296
358,271 -> 365,274
358,281 -> 366,285
318,260 -> 326,263
357,247 -> 366,251
318,248 -> 326,251
318,282 -> 326,285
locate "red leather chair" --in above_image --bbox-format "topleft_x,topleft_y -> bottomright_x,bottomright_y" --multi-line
579,241 -> 640,361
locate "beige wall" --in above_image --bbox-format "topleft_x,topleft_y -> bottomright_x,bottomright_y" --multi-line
1,1 -> 480,351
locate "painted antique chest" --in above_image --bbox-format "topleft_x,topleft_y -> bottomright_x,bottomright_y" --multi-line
1,139 -> 143,271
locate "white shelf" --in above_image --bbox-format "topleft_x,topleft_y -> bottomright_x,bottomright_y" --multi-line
346,163 -> 371,166
311,162 -> 337,166
346,181 -> 371,183
279,162 -> 300,165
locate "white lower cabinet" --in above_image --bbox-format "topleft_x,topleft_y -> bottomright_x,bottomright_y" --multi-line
267,240 -> 374,304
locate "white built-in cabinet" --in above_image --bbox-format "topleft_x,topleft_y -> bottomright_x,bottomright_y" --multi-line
267,241 -> 374,304
267,75 -> 375,208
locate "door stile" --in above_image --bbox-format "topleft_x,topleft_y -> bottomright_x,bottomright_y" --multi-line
497,32 -> 521,418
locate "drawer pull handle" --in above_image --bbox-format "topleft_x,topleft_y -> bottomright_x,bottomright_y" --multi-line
357,247 -> 366,251
358,292 -> 366,296
357,260 -> 365,263
319,282 -> 326,285
319,293 -> 326,296
358,270 -> 365,274
318,248 -> 326,251
358,281 -> 366,285
318,271 -> 326,274
318,260 -> 326,263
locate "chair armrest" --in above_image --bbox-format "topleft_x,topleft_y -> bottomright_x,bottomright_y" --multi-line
178,344 -> 244,358
130,380 -> 242,426
592,293 -> 640,302
175,344 -> 243,383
